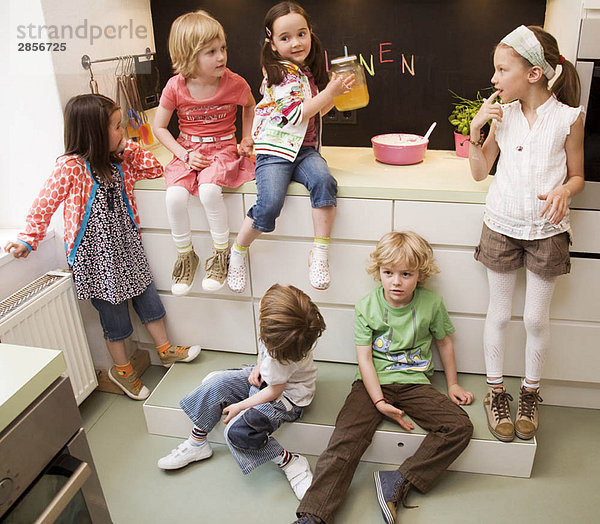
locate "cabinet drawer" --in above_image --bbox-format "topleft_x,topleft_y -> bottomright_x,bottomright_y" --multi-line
244,195 -> 393,240
135,189 -> 245,232
141,232 -> 251,297
430,249 -> 600,322
134,292 -> 257,354
250,239 -> 378,306
393,202 -> 600,255
441,315 -> 600,383
570,210 -> 600,253
394,201 -> 484,247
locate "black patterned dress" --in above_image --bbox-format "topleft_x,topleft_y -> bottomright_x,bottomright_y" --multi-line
72,165 -> 153,304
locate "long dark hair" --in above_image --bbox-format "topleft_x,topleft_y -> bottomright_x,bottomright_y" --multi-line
63,94 -> 121,184
261,1 -> 328,89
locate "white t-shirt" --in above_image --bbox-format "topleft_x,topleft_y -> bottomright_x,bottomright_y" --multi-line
258,340 -> 317,407
485,95 -> 583,240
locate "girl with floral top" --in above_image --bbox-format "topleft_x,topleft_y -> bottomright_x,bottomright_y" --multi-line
468,25 -> 584,442
226,1 -> 354,293
5,94 -> 201,400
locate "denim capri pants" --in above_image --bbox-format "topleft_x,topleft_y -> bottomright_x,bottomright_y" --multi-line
90,282 -> 166,341
248,146 -> 338,233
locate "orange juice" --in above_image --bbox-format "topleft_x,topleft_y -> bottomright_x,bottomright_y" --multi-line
334,83 -> 370,111
330,55 -> 369,111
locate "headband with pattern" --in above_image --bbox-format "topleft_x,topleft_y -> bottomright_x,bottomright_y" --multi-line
501,25 -> 555,80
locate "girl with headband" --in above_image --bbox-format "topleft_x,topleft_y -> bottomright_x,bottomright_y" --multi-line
468,25 -> 584,442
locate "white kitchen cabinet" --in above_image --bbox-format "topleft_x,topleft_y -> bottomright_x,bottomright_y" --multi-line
141,231 -> 252,297
135,189 -> 245,233
250,238 -> 376,306
244,194 -> 393,241
134,292 -> 257,355
134,158 -> 600,408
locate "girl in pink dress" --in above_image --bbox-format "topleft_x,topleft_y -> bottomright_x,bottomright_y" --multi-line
153,10 -> 255,295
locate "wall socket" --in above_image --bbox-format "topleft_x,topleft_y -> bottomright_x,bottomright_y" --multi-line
323,107 -> 357,125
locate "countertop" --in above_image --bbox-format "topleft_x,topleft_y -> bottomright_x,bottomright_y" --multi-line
0,343 -> 66,433
135,145 -> 493,204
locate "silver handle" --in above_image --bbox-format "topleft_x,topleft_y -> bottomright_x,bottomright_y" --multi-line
34,461 -> 91,524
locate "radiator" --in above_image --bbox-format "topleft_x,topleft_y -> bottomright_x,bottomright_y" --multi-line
0,271 -> 97,405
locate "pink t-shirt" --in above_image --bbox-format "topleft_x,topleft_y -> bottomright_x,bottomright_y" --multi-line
159,68 -> 251,137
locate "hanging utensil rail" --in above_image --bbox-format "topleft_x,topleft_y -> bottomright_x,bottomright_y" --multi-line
81,47 -> 154,70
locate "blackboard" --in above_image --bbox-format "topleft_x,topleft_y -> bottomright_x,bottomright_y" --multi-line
150,0 -> 546,150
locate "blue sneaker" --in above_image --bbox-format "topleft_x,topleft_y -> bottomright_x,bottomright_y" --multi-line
292,515 -> 325,524
373,469 -> 410,524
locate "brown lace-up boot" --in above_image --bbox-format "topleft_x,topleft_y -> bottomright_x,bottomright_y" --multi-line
483,386 -> 515,442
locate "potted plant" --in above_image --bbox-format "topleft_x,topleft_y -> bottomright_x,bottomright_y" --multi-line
448,89 -> 492,158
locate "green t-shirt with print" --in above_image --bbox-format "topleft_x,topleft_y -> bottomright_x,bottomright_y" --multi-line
354,286 -> 455,385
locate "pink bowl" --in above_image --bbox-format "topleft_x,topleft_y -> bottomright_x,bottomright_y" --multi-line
371,133 -> 429,165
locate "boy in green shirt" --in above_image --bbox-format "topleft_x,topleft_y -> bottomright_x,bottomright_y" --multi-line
295,231 -> 474,524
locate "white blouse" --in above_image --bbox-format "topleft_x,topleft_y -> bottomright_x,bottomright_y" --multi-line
485,96 -> 583,240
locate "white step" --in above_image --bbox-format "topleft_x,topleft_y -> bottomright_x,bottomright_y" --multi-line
144,351 -> 536,478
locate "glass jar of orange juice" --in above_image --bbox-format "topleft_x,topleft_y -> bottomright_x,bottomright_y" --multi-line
330,55 -> 369,111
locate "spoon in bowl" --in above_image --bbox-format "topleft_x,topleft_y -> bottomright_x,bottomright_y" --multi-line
423,122 -> 437,141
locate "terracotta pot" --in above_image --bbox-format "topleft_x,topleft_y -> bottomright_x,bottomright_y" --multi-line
454,131 -> 470,158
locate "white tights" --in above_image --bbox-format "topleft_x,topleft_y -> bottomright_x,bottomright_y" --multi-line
165,184 -> 229,248
484,268 -> 556,383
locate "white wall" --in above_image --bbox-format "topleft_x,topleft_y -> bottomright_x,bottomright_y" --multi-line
1,0 -> 157,369
1,0 -> 156,228
1,0 -> 64,229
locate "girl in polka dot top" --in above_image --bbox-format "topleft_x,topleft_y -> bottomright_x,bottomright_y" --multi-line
4,94 -> 202,400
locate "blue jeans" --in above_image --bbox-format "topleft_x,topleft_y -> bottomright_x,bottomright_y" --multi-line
90,282 -> 166,341
248,147 -> 338,233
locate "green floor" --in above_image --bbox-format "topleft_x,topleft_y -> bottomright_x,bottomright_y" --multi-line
80,365 -> 600,523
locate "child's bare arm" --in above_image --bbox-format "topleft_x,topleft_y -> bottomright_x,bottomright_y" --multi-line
239,92 -> 256,157
248,355 -> 262,387
152,105 -> 210,171
302,73 -> 354,122
357,345 -> 414,431
152,105 -> 188,160
436,335 -> 473,406
222,382 -> 286,424
469,90 -> 502,181
538,114 -> 585,224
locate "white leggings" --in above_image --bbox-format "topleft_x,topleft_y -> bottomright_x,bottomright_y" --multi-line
484,268 -> 556,383
165,184 -> 229,247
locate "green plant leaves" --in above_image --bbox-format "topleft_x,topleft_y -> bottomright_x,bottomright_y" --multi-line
448,88 -> 494,136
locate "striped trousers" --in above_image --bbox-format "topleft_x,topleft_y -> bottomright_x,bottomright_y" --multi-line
180,367 -> 303,474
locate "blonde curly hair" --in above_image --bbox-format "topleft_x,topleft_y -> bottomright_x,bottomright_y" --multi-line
168,10 -> 226,78
366,231 -> 439,283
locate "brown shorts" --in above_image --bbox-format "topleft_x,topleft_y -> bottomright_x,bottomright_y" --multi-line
474,224 -> 570,278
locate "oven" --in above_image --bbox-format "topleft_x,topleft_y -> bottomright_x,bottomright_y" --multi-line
574,13 -> 600,209
0,376 -> 111,523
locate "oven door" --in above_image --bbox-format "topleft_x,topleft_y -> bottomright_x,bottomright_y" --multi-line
2,453 -> 92,524
574,59 -> 600,209
0,377 -> 112,523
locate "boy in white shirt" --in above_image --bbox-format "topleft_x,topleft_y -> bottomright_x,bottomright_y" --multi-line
157,284 -> 325,501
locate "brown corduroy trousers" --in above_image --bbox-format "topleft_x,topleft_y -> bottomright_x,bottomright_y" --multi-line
297,380 -> 474,523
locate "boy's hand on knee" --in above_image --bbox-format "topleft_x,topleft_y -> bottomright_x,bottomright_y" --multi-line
377,402 -> 414,431
448,383 -> 474,405
222,402 -> 243,424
